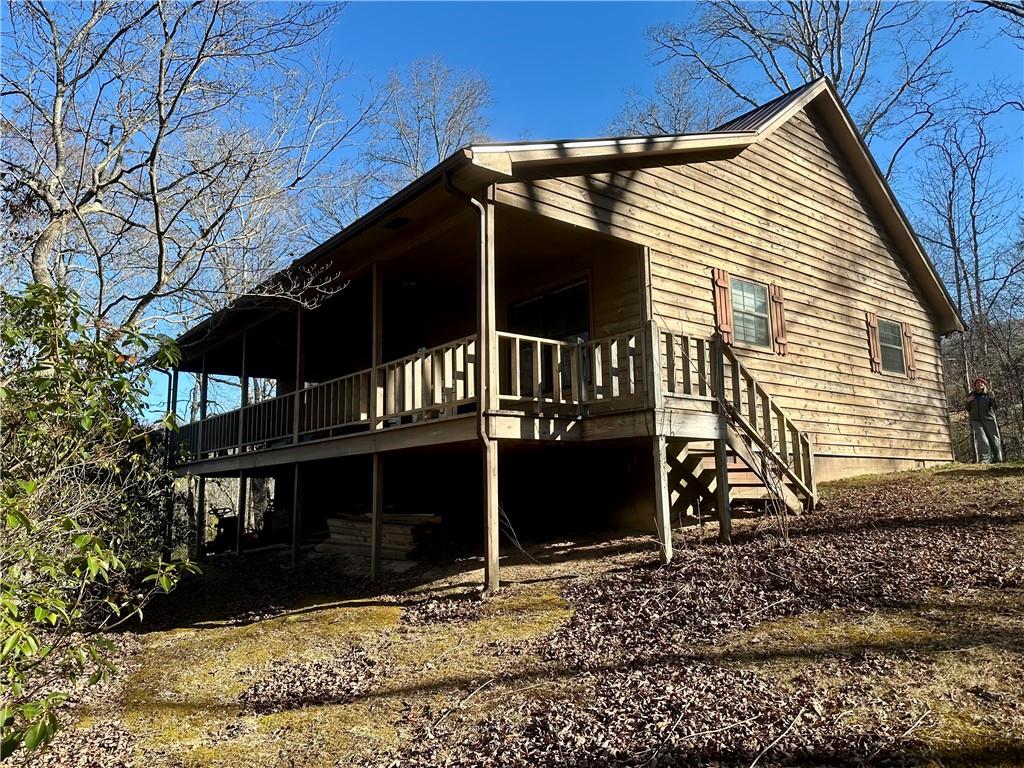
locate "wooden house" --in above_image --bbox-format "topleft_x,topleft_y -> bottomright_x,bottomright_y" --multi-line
169,78 -> 963,591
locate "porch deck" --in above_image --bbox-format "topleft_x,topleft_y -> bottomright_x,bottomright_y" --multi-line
171,325 -> 720,473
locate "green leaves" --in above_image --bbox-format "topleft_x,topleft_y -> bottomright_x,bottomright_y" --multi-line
0,286 -> 199,757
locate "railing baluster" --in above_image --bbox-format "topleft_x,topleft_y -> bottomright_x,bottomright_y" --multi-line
746,375 -> 757,430
509,339 -> 521,398
550,344 -> 561,403
731,358 -> 741,410
665,332 -> 676,394
626,334 -> 637,395
608,338 -> 620,398
776,407 -> 788,464
696,340 -> 707,397
531,340 -> 542,400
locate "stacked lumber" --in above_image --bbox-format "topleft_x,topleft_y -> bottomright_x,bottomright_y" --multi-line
325,514 -> 440,560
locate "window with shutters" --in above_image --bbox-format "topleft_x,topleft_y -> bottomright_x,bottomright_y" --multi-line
877,318 -> 906,375
730,278 -> 772,348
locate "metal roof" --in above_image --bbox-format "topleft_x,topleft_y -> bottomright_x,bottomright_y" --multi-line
714,78 -> 827,133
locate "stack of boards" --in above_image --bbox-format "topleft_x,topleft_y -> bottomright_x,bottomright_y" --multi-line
325,514 -> 440,560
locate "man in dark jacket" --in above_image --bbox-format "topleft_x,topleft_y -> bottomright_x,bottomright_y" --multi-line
966,377 -> 1003,463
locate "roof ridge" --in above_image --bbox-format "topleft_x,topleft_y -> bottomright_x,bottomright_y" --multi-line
713,77 -> 826,133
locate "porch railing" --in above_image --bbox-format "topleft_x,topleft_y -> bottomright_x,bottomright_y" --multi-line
496,328 -> 648,412
377,335 -> 477,424
303,368 -> 371,434
175,326 -> 711,463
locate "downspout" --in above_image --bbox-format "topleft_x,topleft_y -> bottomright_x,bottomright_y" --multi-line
443,170 -> 490,447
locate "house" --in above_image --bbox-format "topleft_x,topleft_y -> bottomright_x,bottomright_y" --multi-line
169,78 -> 963,592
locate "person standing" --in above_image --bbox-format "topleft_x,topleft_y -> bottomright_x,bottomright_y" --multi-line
966,377 -> 1003,463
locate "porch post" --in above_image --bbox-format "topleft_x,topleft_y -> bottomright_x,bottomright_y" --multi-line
483,440 -> 499,593
478,187 -> 500,595
292,308 -> 304,443
370,262 -> 382,430
638,245 -> 663,412
711,335 -> 732,545
197,355 -> 208,457
290,463 -> 303,564
370,453 -> 383,580
236,470 -> 248,555
237,330 -> 249,451
195,476 -> 207,560
162,368 -> 179,560
652,436 -> 672,563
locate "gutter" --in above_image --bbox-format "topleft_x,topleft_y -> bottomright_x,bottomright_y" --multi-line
443,169 -> 491,447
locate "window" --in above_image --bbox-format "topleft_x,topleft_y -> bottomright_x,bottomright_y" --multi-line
730,278 -> 771,348
877,319 -> 906,374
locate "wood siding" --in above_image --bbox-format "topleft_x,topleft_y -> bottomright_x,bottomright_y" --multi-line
495,105 -> 953,463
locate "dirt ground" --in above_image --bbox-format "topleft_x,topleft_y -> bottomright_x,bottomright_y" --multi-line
32,463 -> 1024,768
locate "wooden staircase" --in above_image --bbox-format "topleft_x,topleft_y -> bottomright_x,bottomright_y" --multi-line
716,339 -> 817,512
662,335 -> 817,523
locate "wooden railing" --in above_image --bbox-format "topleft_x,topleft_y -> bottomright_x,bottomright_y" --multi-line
174,409 -> 239,458
496,328 -> 648,412
497,332 -> 579,407
581,330 -> 646,407
656,330 -> 715,399
715,338 -> 816,505
376,335 -> 477,424
242,392 -> 293,447
304,368 -> 371,434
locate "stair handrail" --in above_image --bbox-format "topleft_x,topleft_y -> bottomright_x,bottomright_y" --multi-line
711,333 -> 817,507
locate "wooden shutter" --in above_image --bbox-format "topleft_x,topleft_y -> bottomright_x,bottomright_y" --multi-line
769,284 -> 787,355
865,312 -> 882,373
712,268 -> 733,344
900,321 -> 916,379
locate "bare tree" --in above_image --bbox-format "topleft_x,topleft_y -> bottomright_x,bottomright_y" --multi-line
646,1 -> 977,176
1,0 -> 382,336
300,56 -> 491,243
610,61 -> 735,136
916,111 -> 1022,346
975,0 -> 1024,45
367,56 -> 490,194
916,102 -> 1024,460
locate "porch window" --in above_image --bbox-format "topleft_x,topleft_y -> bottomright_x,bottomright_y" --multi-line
730,278 -> 771,348
877,318 -> 906,374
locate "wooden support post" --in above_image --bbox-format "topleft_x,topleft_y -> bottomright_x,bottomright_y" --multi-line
197,356 -> 208,456
714,438 -> 732,544
484,188 -> 498,416
370,453 -> 383,580
711,334 -> 732,544
474,186 -> 500,596
646,320 -> 663,410
652,436 -> 672,563
237,330 -> 249,450
483,438 -> 500,595
370,262 -> 383,430
290,464 -> 303,564
161,368 -> 179,560
292,308 -> 304,443
235,470 -> 248,556
195,476 -> 206,560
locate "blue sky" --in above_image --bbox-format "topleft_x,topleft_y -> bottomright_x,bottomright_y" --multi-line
331,1 -> 671,141
330,1 -> 1023,147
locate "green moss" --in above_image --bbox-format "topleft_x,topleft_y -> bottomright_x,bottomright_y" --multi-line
90,579 -> 572,767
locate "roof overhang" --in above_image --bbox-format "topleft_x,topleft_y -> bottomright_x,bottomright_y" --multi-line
467,132 -> 756,176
